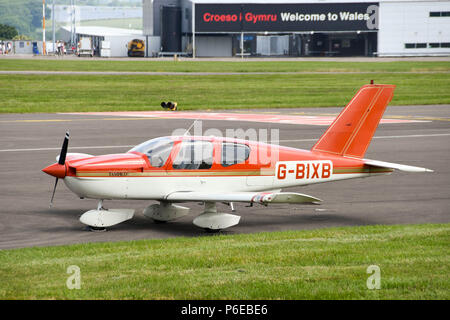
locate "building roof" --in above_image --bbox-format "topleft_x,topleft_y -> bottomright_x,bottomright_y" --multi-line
62,26 -> 142,37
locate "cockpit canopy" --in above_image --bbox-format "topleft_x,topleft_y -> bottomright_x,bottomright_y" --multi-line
128,137 -> 173,168
129,136 -> 252,169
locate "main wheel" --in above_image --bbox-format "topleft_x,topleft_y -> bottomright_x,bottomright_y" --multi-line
204,228 -> 221,233
87,226 -> 107,232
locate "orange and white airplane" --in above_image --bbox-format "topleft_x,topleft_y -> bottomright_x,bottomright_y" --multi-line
43,83 -> 432,231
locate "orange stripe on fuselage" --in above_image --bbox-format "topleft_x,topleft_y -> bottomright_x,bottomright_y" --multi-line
74,166 -> 390,178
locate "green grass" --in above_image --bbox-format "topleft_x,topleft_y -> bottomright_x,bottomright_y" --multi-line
1,60 -> 449,113
0,224 -> 448,299
1,59 -> 450,73
1,72 -> 449,113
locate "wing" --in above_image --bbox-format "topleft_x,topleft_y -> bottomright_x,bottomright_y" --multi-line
364,159 -> 433,173
164,191 -> 321,204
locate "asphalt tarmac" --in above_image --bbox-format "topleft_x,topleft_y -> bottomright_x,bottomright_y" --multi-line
0,105 -> 449,249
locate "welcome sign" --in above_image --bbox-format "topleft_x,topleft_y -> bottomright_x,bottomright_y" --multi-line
195,3 -> 379,32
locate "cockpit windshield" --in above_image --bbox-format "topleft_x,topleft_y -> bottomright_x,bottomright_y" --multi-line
128,137 -> 174,168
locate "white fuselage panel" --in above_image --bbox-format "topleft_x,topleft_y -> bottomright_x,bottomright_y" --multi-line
63,171 -> 387,200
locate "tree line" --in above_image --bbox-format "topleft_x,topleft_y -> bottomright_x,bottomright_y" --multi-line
0,0 -> 51,39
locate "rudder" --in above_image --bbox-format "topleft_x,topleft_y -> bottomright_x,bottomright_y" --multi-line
311,84 -> 395,158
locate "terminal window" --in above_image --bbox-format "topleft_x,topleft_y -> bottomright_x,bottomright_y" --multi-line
406,43 -> 450,49
405,43 -> 426,49
428,43 -> 450,48
429,11 -> 450,17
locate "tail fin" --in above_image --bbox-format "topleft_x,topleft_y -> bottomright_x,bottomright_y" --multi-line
311,84 -> 395,158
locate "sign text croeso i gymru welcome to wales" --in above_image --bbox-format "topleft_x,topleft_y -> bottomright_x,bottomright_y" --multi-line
195,3 -> 379,32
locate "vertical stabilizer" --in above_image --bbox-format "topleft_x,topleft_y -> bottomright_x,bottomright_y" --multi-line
311,84 -> 395,158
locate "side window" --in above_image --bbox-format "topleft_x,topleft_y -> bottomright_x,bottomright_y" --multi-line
173,141 -> 213,170
221,143 -> 250,167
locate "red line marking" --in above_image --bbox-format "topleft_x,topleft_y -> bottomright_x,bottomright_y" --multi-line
64,111 -> 427,126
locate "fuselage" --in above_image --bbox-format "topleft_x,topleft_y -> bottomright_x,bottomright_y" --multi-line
56,136 -> 392,200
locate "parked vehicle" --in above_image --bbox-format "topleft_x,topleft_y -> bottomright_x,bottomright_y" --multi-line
77,37 -> 93,57
127,39 -> 145,57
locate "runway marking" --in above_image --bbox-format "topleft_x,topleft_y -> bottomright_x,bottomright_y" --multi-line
282,112 -> 450,122
2,113 -> 447,124
0,117 -> 168,123
0,145 -> 134,152
62,111 -> 428,126
1,133 -> 449,153
0,119 -> 67,123
280,133 -> 450,142
383,115 -> 450,122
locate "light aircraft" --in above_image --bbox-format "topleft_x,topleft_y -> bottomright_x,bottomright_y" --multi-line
42,83 -> 433,231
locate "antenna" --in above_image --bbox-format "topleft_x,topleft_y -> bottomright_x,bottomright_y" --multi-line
184,119 -> 199,136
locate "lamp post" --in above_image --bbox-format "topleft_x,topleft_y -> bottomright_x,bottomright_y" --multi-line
42,0 -> 46,55
52,0 -> 55,55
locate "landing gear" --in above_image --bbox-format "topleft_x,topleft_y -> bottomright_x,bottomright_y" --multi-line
86,226 -> 107,232
193,202 -> 240,231
79,200 -> 135,229
97,199 -> 106,211
77,200 -> 240,232
143,202 -> 189,223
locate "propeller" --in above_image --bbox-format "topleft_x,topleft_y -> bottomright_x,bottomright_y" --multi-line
58,131 -> 69,165
49,177 -> 59,208
46,131 -> 69,207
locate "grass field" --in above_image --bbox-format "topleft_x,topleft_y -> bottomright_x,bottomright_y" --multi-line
1,60 -> 449,113
0,224 -> 448,299
1,59 -> 450,73
0,72 -> 449,113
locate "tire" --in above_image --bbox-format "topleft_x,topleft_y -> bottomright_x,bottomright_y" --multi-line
204,228 -> 221,233
152,219 -> 167,224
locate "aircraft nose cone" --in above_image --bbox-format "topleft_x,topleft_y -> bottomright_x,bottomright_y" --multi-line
42,163 -> 66,179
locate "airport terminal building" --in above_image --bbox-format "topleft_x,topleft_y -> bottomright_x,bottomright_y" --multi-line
143,0 -> 450,57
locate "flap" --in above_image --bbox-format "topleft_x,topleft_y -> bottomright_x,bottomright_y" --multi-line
164,191 -> 321,204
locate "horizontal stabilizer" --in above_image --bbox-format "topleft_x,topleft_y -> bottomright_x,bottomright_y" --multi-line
165,191 -> 321,204
364,159 -> 433,173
